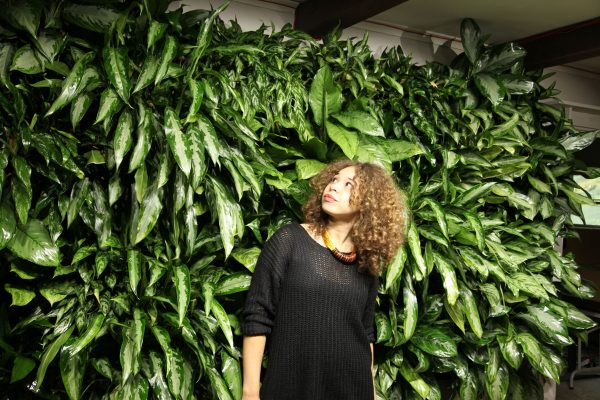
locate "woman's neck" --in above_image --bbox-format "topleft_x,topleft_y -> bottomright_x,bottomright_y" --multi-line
325,219 -> 355,251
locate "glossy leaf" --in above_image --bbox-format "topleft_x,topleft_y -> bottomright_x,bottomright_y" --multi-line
128,250 -> 142,296
385,247 -> 407,291
7,219 -> 60,266
474,73 -> 505,106
196,114 -> 222,166
461,284 -> 483,338
215,272 -> 252,296
102,46 -> 130,104
66,314 -> 105,357
46,52 -> 94,117
309,65 -> 342,126
399,361 -> 430,400
134,184 -> 163,244
113,110 -> 134,171
4,285 -> 35,306
0,201 -> 17,249
145,351 -> 172,400
411,326 -> 458,358
403,275 -> 418,340
212,298 -> 234,348
11,356 -> 36,383
173,265 -> 191,328
221,350 -> 242,400
407,222 -> 427,281
63,3 -> 122,32
147,21 -> 168,50
165,108 -> 192,177
325,121 -> 359,160
460,18 -> 481,64
95,88 -> 122,124
207,176 -> 243,258
60,342 -> 87,400
296,159 -> 326,180
433,251 -> 458,305
332,110 -> 384,137
35,325 -> 75,391
67,178 -> 90,228
133,55 -> 159,94
10,45 -> 43,74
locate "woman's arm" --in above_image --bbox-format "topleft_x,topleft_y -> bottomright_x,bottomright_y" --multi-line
242,335 -> 267,400
371,342 -> 376,400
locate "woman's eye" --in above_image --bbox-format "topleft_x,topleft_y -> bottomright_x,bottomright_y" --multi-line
345,182 -> 353,188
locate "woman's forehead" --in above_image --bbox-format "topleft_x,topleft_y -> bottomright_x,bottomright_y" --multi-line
335,165 -> 357,179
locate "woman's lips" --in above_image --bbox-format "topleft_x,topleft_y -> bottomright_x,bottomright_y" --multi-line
324,194 -> 336,202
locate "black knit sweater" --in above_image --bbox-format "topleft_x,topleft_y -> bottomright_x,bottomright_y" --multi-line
241,222 -> 378,400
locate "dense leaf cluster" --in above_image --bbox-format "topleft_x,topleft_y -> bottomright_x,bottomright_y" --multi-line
0,1 -> 598,399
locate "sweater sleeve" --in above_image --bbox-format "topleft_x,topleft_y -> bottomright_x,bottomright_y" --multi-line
241,224 -> 294,336
362,274 -> 379,343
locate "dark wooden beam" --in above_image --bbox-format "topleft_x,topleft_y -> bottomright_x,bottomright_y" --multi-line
517,17 -> 600,69
294,0 -> 409,37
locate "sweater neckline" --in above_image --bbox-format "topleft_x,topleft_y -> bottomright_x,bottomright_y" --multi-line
293,222 -> 357,265
294,222 -> 328,251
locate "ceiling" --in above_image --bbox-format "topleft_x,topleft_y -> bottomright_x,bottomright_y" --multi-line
288,0 -> 600,74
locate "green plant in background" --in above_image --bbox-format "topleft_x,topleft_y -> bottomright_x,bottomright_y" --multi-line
0,1 -> 598,399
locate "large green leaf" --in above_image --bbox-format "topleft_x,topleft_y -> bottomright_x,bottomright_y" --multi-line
433,251 -> 458,306
0,201 -> 17,249
461,284 -> 483,338
155,35 -> 178,86
4,0 -> 41,37
10,356 -> 36,383
206,176 -> 243,258
35,325 -> 75,391
66,314 -> 105,357
172,265 -> 190,328
45,52 -> 94,117
221,350 -> 242,400
460,18 -> 481,65
399,361 -> 430,399
7,219 -> 60,266
295,159 -> 326,180
385,247 -> 407,291
60,342 -> 87,400
411,326 -> 457,358
517,305 -> 572,346
211,298 -> 234,349
165,108 -> 193,177
134,184 -> 163,244
128,250 -> 143,296
62,3 -> 122,32
325,121 -> 359,160
474,73 -> 505,106
332,111 -> 384,137
10,45 -> 43,74
309,65 -> 342,126
403,275 -> 418,340
4,285 -> 35,306
145,351 -> 172,400
102,46 -> 131,104
113,110 -> 134,171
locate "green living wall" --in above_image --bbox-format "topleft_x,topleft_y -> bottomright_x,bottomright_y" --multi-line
0,1 -> 598,399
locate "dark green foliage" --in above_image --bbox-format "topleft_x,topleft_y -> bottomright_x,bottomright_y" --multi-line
0,2 -> 597,399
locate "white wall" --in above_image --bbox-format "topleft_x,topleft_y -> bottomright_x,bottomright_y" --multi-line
171,0 -> 463,64
173,0 -> 600,129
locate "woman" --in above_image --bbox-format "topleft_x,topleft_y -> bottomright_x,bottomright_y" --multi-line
241,160 -> 407,400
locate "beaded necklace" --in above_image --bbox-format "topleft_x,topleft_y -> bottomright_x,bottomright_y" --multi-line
322,229 -> 357,263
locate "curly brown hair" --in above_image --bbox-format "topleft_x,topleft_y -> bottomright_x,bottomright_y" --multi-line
302,160 -> 408,277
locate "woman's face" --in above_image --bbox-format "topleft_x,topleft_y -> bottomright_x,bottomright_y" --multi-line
321,166 -> 359,221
